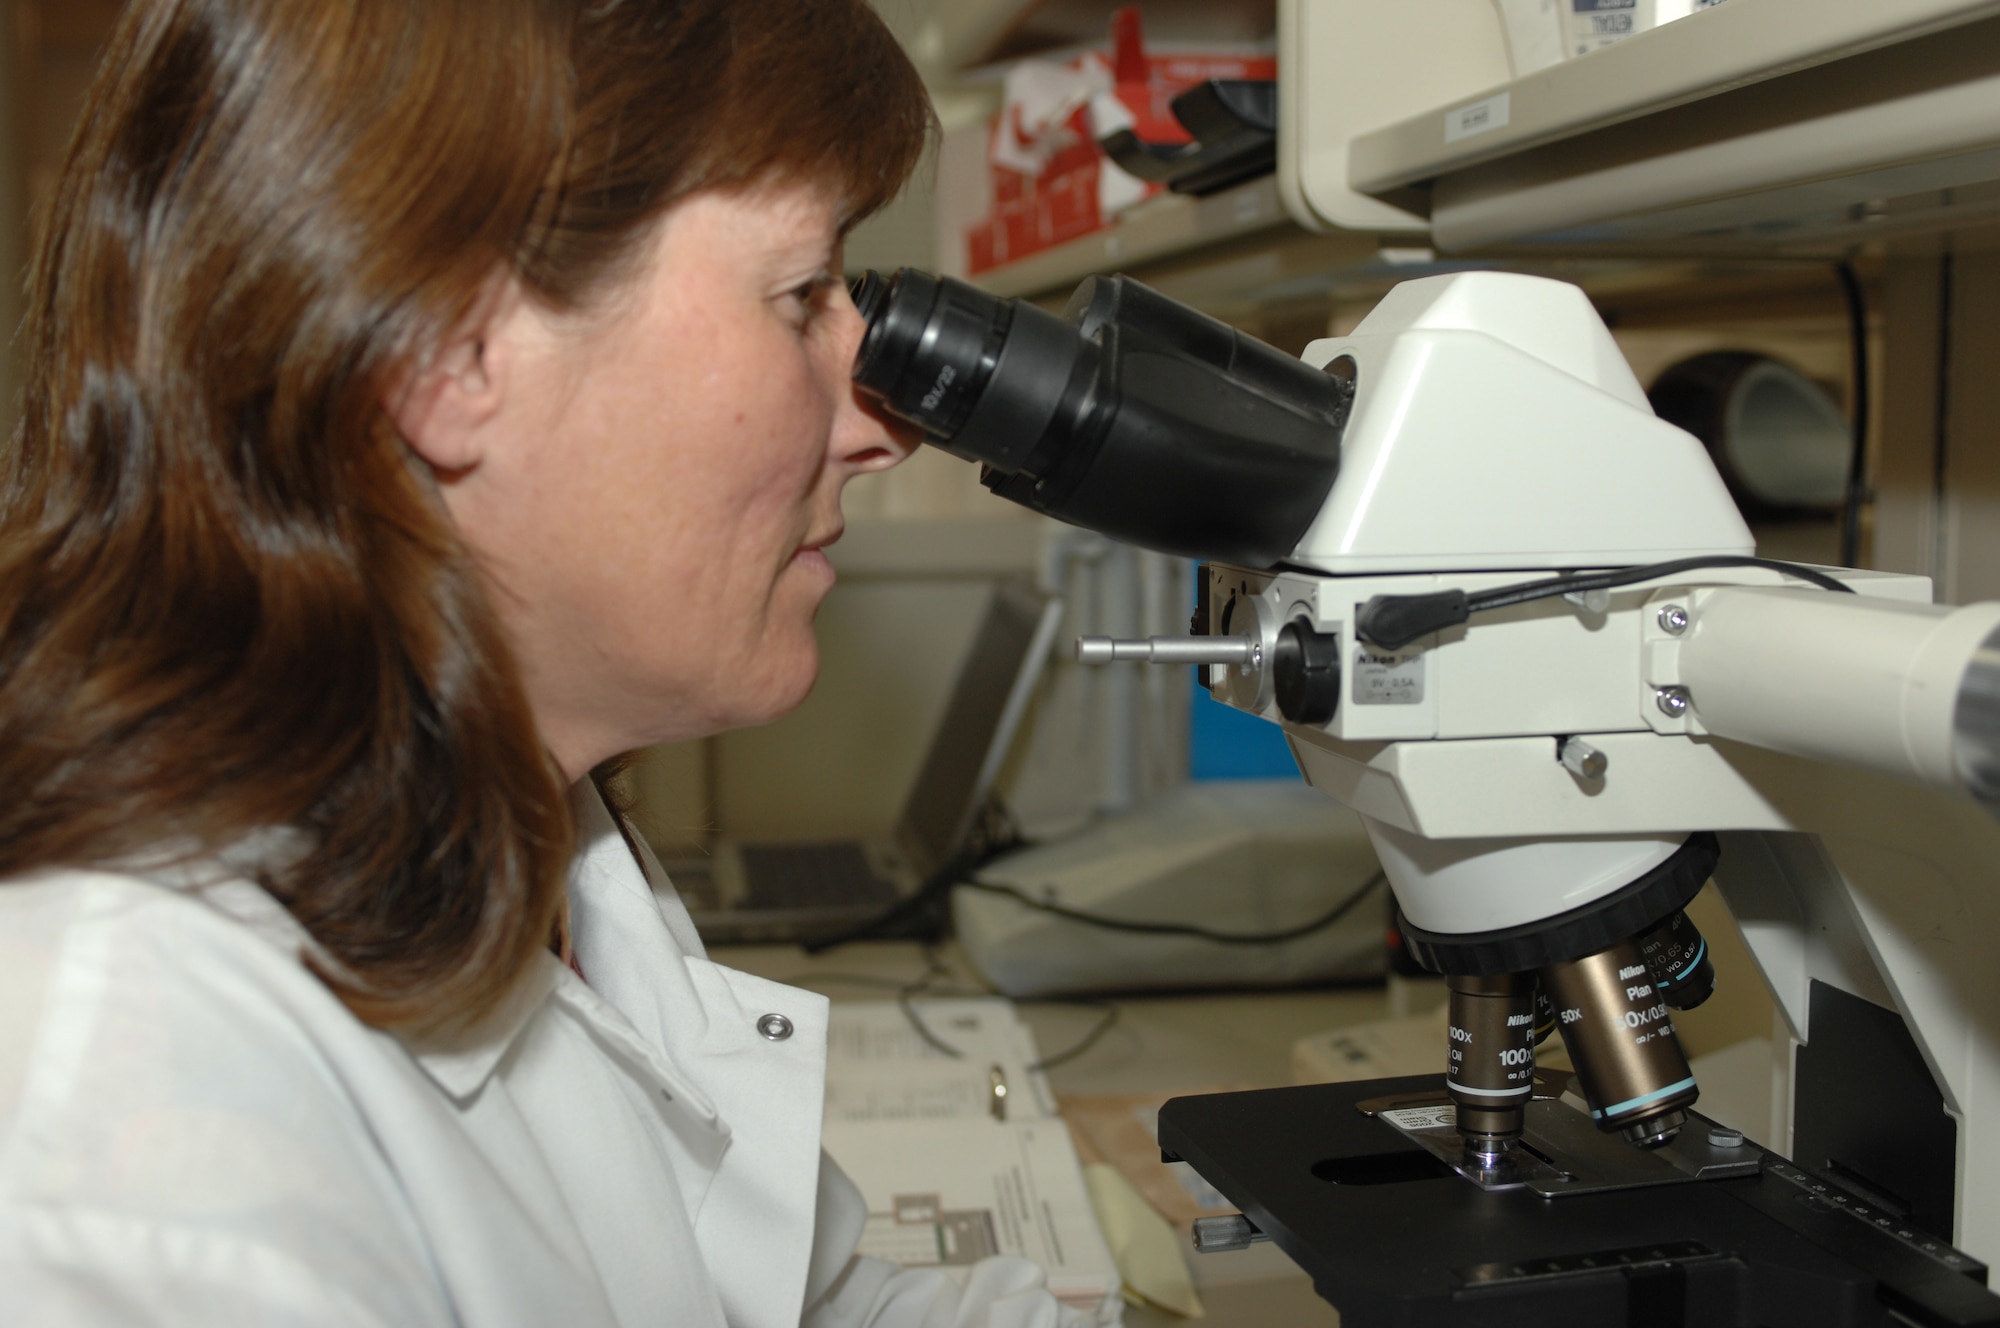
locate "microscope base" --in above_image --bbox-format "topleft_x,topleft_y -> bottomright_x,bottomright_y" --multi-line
1157,1075 -> 2000,1328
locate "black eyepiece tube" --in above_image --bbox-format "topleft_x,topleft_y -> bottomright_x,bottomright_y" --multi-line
850,268 -> 1353,568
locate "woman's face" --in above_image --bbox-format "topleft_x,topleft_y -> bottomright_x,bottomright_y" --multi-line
414,182 -> 916,779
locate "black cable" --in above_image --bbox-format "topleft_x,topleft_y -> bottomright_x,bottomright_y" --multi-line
1028,1003 -> 1120,1072
800,860 -> 967,953
804,801 -> 1027,954
1357,554 -> 1854,651
953,869 -> 1386,946
1835,261 -> 1871,569
1465,555 -> 1853,611
888,955 -> 1122,1073
1932,248 -> 1955,577
896,988 -> 968,1059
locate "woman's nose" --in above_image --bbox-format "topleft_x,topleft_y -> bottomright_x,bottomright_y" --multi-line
834,383 -> 919,472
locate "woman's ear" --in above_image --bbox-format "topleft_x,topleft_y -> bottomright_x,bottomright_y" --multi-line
392,279 -> 526,476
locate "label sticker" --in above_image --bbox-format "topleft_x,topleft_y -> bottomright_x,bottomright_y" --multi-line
1380,1105 -> 1457,1133
1352,648 -> 1426,706
1444,92 -> 1511,145
1568,0 -> 1640,53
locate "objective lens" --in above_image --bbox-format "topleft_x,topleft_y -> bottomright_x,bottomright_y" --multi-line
1636,908 -> 1715,1010
1445,973 -> 1537,1157
1539,938 -> 1698,1147
850,268 -> 1353,568
1531,984 -> 1559,1047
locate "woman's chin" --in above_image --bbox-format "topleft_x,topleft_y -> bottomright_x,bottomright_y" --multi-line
729,641 -> 821,731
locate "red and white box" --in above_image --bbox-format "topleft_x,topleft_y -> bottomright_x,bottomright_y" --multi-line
937,7 -> 1275,279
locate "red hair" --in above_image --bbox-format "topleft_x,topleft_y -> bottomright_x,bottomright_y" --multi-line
0,0 -> 931,1034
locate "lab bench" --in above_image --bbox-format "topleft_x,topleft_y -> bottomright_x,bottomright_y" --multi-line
716,939 -> 1386,1327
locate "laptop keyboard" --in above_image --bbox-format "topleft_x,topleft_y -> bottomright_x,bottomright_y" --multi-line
739,841 -> 898,911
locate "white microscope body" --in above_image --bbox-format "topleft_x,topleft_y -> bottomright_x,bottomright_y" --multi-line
852,256 -> 2000,1314
1191,271 -> 2000,1261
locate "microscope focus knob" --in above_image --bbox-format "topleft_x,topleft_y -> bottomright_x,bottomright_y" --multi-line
1273,619 -> 1341,725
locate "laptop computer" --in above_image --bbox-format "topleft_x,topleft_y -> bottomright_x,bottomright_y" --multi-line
674,577 -> 1063,945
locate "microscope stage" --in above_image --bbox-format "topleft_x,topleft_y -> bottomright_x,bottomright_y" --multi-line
1350,1073 -> 1758,1197
1158,1075 -> 2000,1328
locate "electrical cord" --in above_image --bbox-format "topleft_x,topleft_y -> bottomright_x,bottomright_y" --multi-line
804,800 -> 1026,954
800,812 -> 1385,1063
893,955 -> 1121,1073
879,952 -> 979,1058
1355,554 -> 1854,652
917,868 -> 1387,1063
897,991 -> 1122,1073
954,869 -> 1387,946
1834,260 -> 1871,569
788,951 -> 1123,1073
1025,1004 -> 1121,1072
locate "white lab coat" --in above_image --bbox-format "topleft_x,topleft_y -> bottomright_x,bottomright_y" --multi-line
0,785 -> 1096,1327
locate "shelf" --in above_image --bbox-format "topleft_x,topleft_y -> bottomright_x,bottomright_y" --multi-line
960,175 -> 1301,299
1349,0 -> 2000,196
1326,0 -> 2000,253
916,0 -> 1275,76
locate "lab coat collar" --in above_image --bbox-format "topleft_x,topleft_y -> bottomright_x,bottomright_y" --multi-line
407,965 -> 730,1141
138,828 -> 333,967
403,951 -> 563,1102
404,783 -> 725,1116
128,796 -> 722,1121
400,944 -> 729,1132
140,845 -> 549,1104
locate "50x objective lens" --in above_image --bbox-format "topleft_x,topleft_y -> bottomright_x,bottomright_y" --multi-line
1636,908 -> 1716,1010
1539,938 -> 1698,1147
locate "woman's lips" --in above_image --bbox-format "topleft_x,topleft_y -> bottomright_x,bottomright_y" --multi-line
791,544 -> 835,580
791,523 -> 842,580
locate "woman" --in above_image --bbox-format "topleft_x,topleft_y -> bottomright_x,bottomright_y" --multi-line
0,2 -> 1092,1324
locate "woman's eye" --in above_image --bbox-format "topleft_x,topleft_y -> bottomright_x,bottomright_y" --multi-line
784,274 -> 833,324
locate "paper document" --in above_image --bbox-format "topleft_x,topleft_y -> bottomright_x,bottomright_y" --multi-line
824,998 -> 1055,1122
820,1000 -> 1121,1320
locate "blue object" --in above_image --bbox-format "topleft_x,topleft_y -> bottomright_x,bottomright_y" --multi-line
1190,683 -> 1301,781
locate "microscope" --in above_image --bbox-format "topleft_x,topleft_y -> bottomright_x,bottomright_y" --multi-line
850,266 -> 2000,1327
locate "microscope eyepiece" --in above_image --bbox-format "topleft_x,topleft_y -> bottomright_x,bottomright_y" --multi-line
850,268 -> 1354,567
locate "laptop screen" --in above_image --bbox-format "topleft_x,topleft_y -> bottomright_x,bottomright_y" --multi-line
892,578 -> 1061,881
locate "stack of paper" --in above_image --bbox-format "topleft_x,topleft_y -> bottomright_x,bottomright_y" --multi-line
821,999 -> 1123,1322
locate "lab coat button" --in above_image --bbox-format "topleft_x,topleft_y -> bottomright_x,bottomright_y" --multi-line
757,1013 -> 794,1042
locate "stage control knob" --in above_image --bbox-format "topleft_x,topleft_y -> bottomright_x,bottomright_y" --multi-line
1192,1214 -> 1270,1254
1273,619 -> 1340,724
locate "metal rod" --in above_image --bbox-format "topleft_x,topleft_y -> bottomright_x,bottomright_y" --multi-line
1074,636 -> 1258,666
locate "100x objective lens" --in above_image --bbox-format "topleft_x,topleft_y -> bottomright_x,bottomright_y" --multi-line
1445,973 -> 1536,1156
